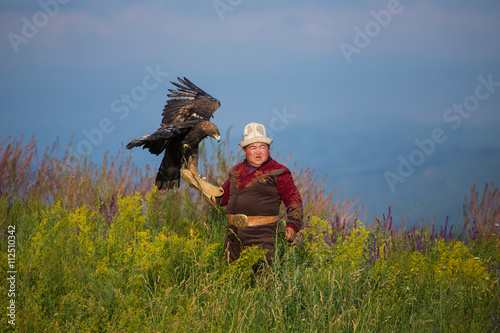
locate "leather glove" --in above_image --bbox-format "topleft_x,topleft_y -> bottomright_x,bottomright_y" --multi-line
180,169 -> 224,207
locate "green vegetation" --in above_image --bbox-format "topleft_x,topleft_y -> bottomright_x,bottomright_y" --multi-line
1,136 -> 499,332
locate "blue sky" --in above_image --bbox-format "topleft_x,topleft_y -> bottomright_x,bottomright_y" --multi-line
1,0 -> 499,226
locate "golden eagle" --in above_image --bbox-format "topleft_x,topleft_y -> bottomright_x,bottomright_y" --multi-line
126,77 -> 221,190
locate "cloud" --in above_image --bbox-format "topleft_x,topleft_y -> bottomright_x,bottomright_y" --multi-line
2,1 -> 499,69
375,0 -> 500,61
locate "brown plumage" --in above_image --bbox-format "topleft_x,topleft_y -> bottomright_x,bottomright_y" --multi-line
126,77 -> 221,190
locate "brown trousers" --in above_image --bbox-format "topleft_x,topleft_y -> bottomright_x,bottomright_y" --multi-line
224,222 -> 278,265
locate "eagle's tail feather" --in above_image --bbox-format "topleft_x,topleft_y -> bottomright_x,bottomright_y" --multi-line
155,155 -> 182,190
155,177 -> 180,191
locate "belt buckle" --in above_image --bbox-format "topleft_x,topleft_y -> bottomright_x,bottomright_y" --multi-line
232,214 -> 248,228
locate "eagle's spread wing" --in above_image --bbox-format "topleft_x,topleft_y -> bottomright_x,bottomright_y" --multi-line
161,77 -> 221,124
126,77 -> 221,191
125,125 -> 180,155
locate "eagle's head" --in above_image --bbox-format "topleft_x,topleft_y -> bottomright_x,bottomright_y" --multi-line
213,124 -> 221,141
211,128 -> 221,142
202,121 -> 220,142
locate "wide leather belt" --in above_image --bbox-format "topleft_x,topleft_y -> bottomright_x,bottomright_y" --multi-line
227,214 -> 279,228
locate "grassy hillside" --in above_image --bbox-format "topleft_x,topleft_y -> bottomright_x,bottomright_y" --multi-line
1,136 -> 499,332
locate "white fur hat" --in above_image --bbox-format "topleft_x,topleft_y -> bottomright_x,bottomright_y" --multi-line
238,122 -> 273,148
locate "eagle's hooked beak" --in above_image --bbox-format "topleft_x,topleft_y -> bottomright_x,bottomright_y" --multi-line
213,134 -> 221,142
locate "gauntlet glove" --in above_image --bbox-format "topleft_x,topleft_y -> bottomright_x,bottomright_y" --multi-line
180,169 -> 224,207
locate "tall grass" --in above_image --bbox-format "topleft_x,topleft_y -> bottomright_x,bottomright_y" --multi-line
0,136 -> 155,212
0,136 -> 499,332
464,182 -> 500,241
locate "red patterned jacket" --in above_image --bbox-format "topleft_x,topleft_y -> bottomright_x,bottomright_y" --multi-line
219,157 -> 303,232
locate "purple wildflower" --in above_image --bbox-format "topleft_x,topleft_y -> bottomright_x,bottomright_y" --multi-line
100,195 -> 118,225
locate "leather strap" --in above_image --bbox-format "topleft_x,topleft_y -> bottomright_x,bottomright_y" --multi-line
227,214 -> 279,228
